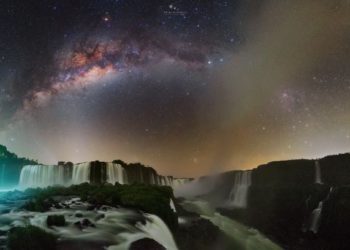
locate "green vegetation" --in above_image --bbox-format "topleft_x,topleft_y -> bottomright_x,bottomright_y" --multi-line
23,183 -> 178,228
47,215 -> 66,227
7,225 -> 57,250
0,145 -> 37,163
0,145 -> 38,188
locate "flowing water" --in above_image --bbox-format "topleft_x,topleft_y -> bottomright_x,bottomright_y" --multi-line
0,197 -> 178,250
228,171 -> 252,208
309,201 -> 323,233
72,162 -> 91,184
314,161 -> 322,184
19,165 -> 67,189
110,214 -> 178,250
308,187 -> 333,233
180,199 -> 282,250
18,163 -> 187,189
106,163 -> 128,185
0,165 -> 5,187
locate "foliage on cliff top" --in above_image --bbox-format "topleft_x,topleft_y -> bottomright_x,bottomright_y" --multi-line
0,144 -> 37,164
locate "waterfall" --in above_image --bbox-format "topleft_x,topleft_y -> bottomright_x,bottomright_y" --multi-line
106,163 -> 128,185
19,163 -> 90,188
309,201 -> 323,233
172,178 -> 190,188
136,214 -> 178,250
159,176 -> 173,186
165,176 -> 172,186
170,199 -> 177,213
72,162 -> 91,184
113,214 -> 178,250
150,173 -> 156,184
0,165 -> 5,186
18,161 -> 176,188
19,165 -> 66,189
228,170 -> 252,208
315,161 -> 322,184
308,187 -> 333,233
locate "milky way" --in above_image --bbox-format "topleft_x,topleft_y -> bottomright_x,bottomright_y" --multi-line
1,0 -> 350,177
20,31 -> 211,114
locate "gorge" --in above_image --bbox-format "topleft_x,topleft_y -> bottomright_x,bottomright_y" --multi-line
1,145 -> 350,249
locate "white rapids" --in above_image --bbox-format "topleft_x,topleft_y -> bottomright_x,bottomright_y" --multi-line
0,197 -> 178,250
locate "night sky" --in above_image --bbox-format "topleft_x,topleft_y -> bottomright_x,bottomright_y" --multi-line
1,0 -> 350,177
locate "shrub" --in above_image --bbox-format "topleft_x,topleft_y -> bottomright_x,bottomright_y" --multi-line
7,225 -> 57,250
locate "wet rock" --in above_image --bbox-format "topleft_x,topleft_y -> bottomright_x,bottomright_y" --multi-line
129,238 -> 165,250
82,218 -> 95,228
73,219 -> 96,230
95,213 -> 105,220
73,221 -> 83,230
47,215 -> 66,227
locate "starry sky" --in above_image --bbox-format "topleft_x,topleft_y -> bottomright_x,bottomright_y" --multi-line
1,0 -> 350,177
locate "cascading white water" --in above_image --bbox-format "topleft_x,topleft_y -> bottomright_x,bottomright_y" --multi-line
113,214 -> 178,250
228,170 -> 252,208
308,187 -> 333,233
0,198 -> 178,250
159,176 -> 172,186
106,163 -> 128,185
72,162 -> 91,184
150,173 -> 156,184
19,163 -> 92,188
18,161 -> 179,188
172,178 -> 190,188
170,199 -> 177,213
309,201 -> 323,233
19,165 -> 67,189
0,165 -> 5,186
315,161 -> 322,184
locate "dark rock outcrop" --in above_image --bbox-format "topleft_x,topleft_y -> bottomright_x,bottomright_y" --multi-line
130,238 -> 165,250
193,153 -> 350,249
90,161 -> 107,184
175,217 -> 236,250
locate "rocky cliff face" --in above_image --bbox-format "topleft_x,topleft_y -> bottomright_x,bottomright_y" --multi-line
187,153 -> 350,249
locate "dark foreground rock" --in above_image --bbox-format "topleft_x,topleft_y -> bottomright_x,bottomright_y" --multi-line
7,225 -> 57,250
130,238 -> 166,250
175,217 -> 236,250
